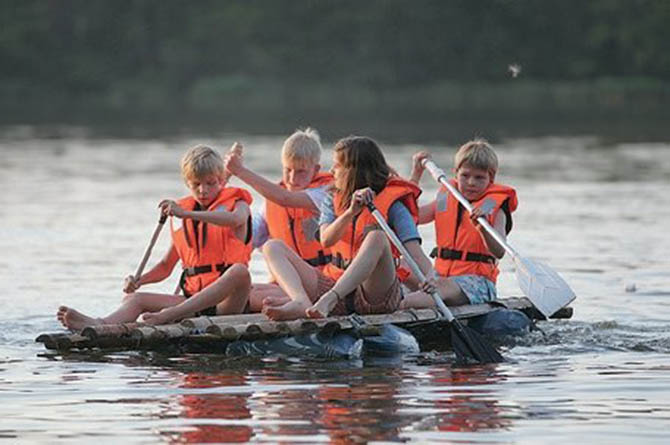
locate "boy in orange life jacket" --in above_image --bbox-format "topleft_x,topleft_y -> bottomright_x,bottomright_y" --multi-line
260,136 -> 436,321
223,128 -> 333,312
401,139 -> 517,309
56,145 -> 253,331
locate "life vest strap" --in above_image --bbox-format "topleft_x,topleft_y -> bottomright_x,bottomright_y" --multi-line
430,247 -> 496,264
331,253 -> 351,271
179,263 -> 231,299
183,263 -> 231,276
305,251 -> 333,267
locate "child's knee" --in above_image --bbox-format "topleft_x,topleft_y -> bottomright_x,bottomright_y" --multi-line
227,263 -> 251,287
364,229 -> 391,250
262,239 -> 288,257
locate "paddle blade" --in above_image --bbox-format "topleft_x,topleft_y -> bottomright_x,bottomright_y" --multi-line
515,257 -> 576,319
450,320 -> 504,364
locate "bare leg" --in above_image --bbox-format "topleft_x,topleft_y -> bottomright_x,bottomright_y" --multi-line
306,230 -> 396,318
248,282 -> 288,313
401,276 -> 469,309
261,240 -> 320,320
57,292 -> 186,332
143,264 -> 251,325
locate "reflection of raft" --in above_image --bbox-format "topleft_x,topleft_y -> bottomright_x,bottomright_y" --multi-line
36,297 -> 572,359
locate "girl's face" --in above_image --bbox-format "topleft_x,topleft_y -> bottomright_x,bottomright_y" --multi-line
186,174 -> 224,207
330,151 -> 347,190
455,164 -> 493,201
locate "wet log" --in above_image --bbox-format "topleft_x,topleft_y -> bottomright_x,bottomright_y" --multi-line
35,297 -> 573,352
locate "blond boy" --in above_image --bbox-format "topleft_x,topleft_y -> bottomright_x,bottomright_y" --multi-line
58,145 -> 253,330
402,139 -> 518,309
224,128 -> 333,311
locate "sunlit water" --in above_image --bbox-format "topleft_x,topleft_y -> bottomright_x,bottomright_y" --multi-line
1,126 -> 669,443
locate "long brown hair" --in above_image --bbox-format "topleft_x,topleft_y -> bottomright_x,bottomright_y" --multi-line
333,136 -> 392,212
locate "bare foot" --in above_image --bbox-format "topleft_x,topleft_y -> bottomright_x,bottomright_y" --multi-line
262,295 -> 291,308
141,308 -> 175,326
57,306 -> 103,332
305,291 -> 339,319
262,300 -> 311,321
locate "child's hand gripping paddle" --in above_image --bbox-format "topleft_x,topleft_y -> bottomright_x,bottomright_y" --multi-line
365,202 -> 504,364
422,159 -> 576,318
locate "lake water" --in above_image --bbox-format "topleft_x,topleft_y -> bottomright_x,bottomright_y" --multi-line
1,126 -> 669,443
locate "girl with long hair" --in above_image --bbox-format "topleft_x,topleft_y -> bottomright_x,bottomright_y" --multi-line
260,136 -> 434,320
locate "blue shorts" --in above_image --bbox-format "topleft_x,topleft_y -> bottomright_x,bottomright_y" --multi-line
451,275 -> 497,304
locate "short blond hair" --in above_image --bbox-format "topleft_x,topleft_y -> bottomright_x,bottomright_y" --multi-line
454,138 -> 498,177
281,127 -> 322,165
180,145 -> 225,182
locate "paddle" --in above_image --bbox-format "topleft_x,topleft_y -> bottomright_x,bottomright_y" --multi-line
422,159 -> 576,318
133,213 -> 168,282
366,202 -> 504,364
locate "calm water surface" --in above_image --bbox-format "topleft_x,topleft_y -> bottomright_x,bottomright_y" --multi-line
1,127 -> 669,443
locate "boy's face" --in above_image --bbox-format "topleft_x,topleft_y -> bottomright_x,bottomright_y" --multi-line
282,158 -> 319,191
455,164 -> 493,201
186,173 -> 225,207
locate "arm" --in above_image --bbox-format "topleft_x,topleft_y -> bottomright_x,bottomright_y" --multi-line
320,208 -> 355,248
403,240 -> 434,278
417,200 -> 436,225
471,208 -> 507,259
224,143 -> 318,213
124,244 -> 179,293
410,151 -> 432,184
320,188 -> 372,248
160,199 -> 250,228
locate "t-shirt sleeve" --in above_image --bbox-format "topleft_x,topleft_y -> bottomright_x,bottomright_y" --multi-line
388,200 -> 421,244
318,191 -> 337,226
251,206 -> 269,249
304,185 -> 330,216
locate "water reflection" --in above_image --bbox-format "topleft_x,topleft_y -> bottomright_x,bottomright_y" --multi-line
166,372 -> 253,443
427,366 -> 510,433
149,358 -> 514,443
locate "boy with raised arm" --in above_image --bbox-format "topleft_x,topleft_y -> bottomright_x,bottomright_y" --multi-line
224,128 -> 333,311
57,145 -> 253,330
402,139 -> 518,309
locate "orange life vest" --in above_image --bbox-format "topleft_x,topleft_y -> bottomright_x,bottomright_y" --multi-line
171,187 -> 253,296
266,172 -> 333,268
323,177 -> 421,282
433,180 -> 517,283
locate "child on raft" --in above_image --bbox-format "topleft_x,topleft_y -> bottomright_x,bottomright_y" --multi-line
57,145 -> 253,331
223,128 -> 334,312
260,135 -> 436,321
401,138 -> 518,308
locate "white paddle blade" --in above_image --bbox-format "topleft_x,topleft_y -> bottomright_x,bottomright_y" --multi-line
514,257 -> 576,318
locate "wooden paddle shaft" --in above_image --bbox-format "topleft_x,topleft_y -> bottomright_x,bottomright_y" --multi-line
367,204 -> 455,323
134,213 -> 168,281
422,159 -> 520,259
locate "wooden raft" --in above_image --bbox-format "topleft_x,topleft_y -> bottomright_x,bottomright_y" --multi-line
36,297 -> 572,352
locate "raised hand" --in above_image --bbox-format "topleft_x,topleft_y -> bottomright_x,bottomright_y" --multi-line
224,142 -> 244,175
411,151 -> 432,183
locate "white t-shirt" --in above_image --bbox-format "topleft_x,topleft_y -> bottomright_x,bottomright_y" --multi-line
251,185 -> 330,248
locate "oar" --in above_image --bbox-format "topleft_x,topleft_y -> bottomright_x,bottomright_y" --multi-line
422,159 -> 576,318
133,213 -> 168,282
366,202 -> 504,364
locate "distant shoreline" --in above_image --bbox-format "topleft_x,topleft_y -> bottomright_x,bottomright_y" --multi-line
2,79 -> 669,143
